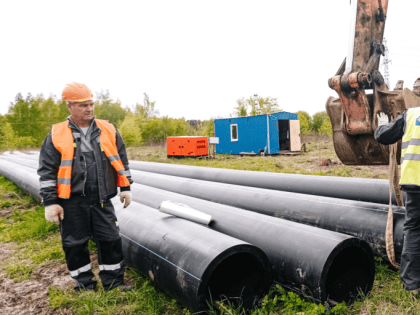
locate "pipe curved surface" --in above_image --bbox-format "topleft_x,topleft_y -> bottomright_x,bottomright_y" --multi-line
1,156 -> 404,263
0,159 -> 41,202
0,156 -> 39,169
129,170 -> 404,264
113,200 -> 271,311
128,160 -> 403,205
128,182 -> 375,304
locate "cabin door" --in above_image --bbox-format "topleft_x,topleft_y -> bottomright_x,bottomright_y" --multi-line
278,120 -> 289,150
289,120 -> 301,151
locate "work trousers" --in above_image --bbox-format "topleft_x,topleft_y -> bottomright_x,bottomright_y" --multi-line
400,192 -> 420,290
59,186 -> 125,291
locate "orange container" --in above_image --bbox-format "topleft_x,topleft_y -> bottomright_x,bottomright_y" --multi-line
167,136 -> 208,157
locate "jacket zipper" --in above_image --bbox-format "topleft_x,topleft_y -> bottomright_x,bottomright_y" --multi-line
69,118 -> 103,203
82,156 -> 87,196
71,122 -> 89,197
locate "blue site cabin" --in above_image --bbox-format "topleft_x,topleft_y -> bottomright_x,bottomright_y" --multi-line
214,111 -> 301,155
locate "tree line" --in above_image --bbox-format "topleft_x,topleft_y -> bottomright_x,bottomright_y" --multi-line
0,92 -> 331,151
296,111 -> 332,136
0,92 -> 214,150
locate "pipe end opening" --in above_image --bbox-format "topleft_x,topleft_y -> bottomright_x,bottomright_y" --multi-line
325,245 -> 374,305
203,252 -> 270,309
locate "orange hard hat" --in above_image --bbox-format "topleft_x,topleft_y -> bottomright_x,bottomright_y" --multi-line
62,82 -> 93,102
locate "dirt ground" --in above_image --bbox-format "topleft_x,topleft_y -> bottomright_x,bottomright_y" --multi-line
0,242 -> 135,315
0,243 -> 73,315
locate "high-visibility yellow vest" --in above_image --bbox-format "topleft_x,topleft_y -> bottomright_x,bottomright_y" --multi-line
51,119 -> 130,199
400,107 -> 420,186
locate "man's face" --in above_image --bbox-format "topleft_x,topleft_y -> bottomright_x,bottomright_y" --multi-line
67,100 -> 95,125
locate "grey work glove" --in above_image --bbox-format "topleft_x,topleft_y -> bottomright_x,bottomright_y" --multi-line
377,112 -> 389,126
120,191 -> 132,208
45,204 -> 64,225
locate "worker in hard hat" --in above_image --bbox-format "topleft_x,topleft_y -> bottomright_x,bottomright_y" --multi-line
37,82 -> 133,291
375,92 -> 420,295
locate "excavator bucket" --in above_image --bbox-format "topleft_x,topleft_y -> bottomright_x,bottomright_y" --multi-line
326,0 -> 420,165
326,88 -> 420,165
326,96 -> 395,165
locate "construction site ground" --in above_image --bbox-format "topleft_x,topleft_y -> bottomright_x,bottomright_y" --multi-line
1,137 -> 419,315
126,135 -> 390,180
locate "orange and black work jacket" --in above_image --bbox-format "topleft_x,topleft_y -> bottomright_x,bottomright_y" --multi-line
38,117 -> 132,206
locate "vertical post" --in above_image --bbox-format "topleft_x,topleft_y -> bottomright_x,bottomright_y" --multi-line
266,115 -> 271,155
382,38 -> 391,89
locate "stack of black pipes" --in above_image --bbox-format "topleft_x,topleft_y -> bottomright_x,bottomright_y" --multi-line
1,153 -> 401,312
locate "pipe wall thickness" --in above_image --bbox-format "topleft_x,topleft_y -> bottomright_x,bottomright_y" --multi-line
129,170 -> 405,263
129,182 -> 375,304
128,160 -> 404,205
0,159 -> 272,312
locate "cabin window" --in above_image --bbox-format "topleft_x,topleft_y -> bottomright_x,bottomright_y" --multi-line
230,124 -> 238,141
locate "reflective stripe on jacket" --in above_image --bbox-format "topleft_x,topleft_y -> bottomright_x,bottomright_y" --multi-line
400,107 -> 420,186
52,119 -> 130,199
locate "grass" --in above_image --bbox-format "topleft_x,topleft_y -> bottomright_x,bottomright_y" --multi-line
0,139 -> 413,314
47,270 -> 190,315
125,136 -> 390,180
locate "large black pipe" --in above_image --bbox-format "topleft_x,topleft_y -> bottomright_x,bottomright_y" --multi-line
0,159 -> 41,202
0,156 -> 39,169
113,199 -> 272,311
128,170 -> 405,263
128,182 -> 375,304
1,155 -> 406,262
128,160 -> 404,205
0,159 -> 272,312
0,155 -> 377,304
11,153 -> 404,206
1,153 -> 39,161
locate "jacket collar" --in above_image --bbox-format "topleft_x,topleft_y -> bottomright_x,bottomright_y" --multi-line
67,115 -> 98,132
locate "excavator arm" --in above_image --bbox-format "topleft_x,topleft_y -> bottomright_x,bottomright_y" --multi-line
326,0 -> 420,165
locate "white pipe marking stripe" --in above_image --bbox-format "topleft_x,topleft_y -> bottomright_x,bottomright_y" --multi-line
69,263 -> 92,277
120,233 -> 201,281
99,260 -> 123,271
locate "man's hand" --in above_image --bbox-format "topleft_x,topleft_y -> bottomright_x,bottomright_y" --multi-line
120,191 -> 132,208
45,204 -> 64,224
377,112 -> 390,126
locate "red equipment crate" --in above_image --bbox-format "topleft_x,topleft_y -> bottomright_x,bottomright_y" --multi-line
167,136 -> 208,157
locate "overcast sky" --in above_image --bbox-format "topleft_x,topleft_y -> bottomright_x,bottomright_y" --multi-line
1,1 -> 419,120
